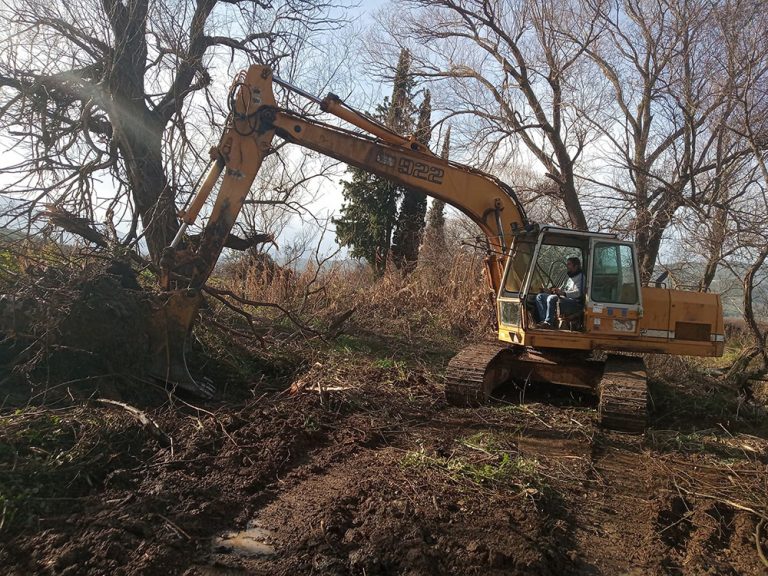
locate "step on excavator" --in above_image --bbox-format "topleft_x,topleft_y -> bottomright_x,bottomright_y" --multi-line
152,65 -> 724,433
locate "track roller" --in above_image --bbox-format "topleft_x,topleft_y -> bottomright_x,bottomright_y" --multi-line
445,343 -> 516,406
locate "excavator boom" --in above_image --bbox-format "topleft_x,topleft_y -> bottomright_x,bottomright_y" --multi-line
163,65 -> 531,293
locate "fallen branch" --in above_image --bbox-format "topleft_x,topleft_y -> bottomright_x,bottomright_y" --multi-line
671,482 -> 768,521
204,294 -> 267,348
203,285 -> 323,339
326,307 -> 357,338
208,317 -> 269,346
187,231 -> 274,252
154,512 -> 192,541
757,519 -> 768,570
43,205 -> 152,270
43,206 -> 109,248
96,399 -> 171,447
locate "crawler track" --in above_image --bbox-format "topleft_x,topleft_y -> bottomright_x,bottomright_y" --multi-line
446,345 -> 648,434
598,354 -> 648,434
444,342 -> 516,406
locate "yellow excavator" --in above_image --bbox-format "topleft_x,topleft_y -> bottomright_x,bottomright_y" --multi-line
151,65 -> 724,433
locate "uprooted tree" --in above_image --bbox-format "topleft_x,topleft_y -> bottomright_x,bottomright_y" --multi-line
0,0 -> 346,262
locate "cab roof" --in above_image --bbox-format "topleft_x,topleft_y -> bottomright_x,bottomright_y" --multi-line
539,225 -> 620,240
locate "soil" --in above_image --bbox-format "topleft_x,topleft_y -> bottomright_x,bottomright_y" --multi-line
1,339 -> 767,575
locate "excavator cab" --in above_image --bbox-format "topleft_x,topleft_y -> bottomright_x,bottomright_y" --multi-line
498,227 -> 645,346
449,227 -> 650,431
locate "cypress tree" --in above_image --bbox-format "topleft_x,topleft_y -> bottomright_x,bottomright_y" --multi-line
391,90 -> 431,272
334,171 -> 399,276
387,49 -> 416,135
424,125 -> 450,253
334,48 -> 416,274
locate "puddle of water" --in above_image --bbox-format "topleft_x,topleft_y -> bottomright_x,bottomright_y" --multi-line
212,526 -> 277,557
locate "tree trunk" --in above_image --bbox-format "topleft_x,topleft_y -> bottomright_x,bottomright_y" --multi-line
698,207 -> 727,292
103,0 -> 179,261
423,199 -> 446,254
635,185 -> 682,283
391,88 -> 431,272
116,118 -> 179,260
742,243 -> 768,369
555,155 -> 587,231
391,191 -> 428,272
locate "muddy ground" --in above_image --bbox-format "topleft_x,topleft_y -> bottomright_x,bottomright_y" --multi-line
1,331 -> 767,575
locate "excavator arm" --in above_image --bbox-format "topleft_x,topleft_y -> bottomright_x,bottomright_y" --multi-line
268,109 -> 529,288
151,65 -> 531,396
167,65 -> 530,293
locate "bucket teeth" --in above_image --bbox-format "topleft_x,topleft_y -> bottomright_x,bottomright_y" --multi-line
147,289 -> 216,399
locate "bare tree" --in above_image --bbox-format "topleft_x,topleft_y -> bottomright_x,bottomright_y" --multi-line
674,129 -> 759,293
374,0 -> 603,231
718,0 -> 768,370
0,0 -> 347,261
237,149 -> 340,256
568,0 -> 753,281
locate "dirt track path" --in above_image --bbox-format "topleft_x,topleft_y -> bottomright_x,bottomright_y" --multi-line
573,437 -> 665,574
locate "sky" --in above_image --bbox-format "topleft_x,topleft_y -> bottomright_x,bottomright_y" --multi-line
264,0 -> 400,262
210,0 -> 396,263
0,0 -> 518,266
0,0 -> 614,266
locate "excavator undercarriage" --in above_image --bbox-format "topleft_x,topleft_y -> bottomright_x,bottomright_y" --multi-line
445,343 -> 648,434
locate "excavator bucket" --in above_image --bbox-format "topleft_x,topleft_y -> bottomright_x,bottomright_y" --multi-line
146,289 -> 215,398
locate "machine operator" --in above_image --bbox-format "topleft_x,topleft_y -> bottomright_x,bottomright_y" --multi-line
536,256 -> 584,329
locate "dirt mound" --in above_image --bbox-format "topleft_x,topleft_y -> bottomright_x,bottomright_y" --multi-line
54,275 -> 152,372
0,264 -> 164,402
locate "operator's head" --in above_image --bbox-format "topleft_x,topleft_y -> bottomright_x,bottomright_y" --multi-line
566,256 -> 581,274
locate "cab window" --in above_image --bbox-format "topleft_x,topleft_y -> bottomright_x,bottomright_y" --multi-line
529,243 -> 583,294
591,243 -> 638,304
502,241 -> 534,295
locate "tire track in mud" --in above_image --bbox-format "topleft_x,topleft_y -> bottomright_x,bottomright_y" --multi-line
575,435 -> 668,574
186,442 -> 381,576
560,430 -> 765,576
512,422 -> 666,574
187,404 -> 591,576
511,413 -> 766,576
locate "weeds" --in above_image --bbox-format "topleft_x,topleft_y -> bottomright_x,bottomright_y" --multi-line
401,446 -> 541,490
646,429 -> 766,463
402,428 -> 542,491
0,406 -> 156,533
220,247 -> 489,352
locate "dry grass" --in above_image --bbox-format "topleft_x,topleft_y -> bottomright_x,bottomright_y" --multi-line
210,248 -> 492,356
